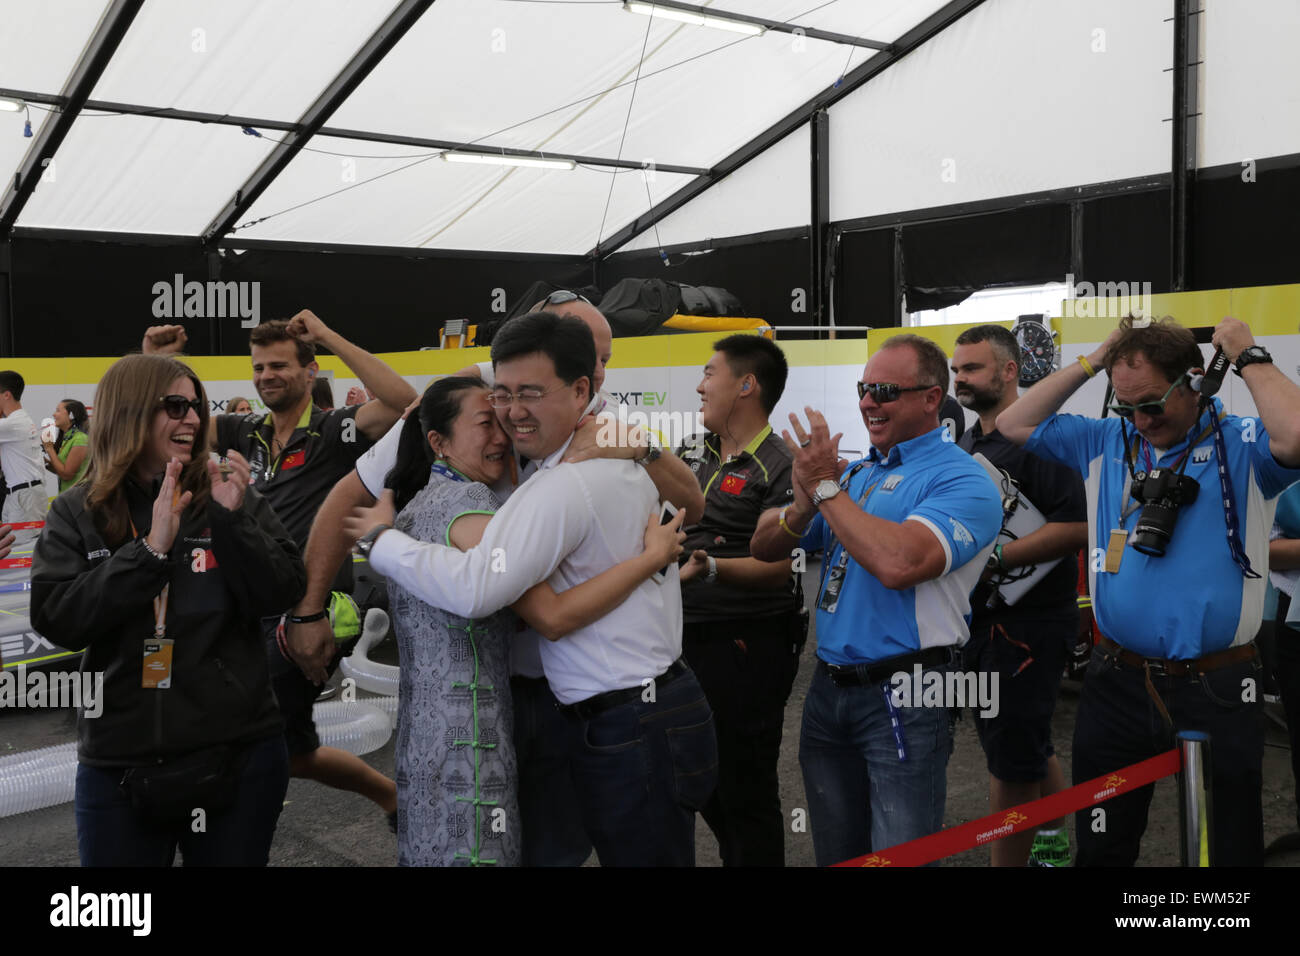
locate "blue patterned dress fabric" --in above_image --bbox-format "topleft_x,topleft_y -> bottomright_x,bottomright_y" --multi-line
389,477 -> 521,866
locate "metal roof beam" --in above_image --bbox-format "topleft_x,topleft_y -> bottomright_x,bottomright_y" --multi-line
200,0 -> 436,247
0,0 -> 146,235
623,1 -> 891,49
590,0 -> 989,259
0,88 -> 707,175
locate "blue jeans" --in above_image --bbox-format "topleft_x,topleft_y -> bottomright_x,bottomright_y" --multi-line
75,735 -> 289,867
511,676 -> 592,867
1073,642 -> 1264,866
566,668 -> 718,866
799,660 -> 952,866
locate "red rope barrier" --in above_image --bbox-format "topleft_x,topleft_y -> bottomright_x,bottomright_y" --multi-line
833,748 -> 1183,867
5,521 -> 44,530
0,558 -> 33,569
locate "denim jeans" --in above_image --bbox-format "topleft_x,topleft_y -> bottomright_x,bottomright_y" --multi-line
1073,642 -> 1265,866
511,676 -> 592,867
799,660 -> 952,867
75,734 -> 289,866
565,667 -> 718,866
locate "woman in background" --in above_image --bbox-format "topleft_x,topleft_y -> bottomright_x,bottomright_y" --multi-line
227,396 -> 254,415
43,399 -> 91,493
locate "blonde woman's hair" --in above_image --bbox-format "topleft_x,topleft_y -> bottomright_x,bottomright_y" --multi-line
84,354 -> 212,545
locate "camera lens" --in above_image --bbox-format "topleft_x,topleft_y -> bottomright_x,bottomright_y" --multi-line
1131,502 -> 1179,556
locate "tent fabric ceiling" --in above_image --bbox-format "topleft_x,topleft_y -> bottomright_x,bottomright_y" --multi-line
2,0 -> 1282,257
0,0 -> 956,254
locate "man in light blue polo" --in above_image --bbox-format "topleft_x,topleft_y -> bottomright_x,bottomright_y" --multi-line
997,314 -> 1300,865
753,333 -> 1002,866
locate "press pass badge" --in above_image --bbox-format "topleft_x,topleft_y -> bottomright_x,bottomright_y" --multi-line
142,638 -> 174,689
818,548 -> 850,613
1104,529 -> 1127,574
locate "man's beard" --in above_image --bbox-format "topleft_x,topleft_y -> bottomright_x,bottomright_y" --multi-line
955,382 -> 1002,413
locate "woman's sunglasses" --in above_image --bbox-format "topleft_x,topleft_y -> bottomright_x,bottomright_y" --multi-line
159,395 -> 203,420
1105,373 -> 1187,420
856,382 -> 934,403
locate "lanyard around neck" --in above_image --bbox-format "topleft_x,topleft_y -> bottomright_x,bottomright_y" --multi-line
129,505 -> 172,639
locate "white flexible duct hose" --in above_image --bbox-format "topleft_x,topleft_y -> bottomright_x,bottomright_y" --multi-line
339,607 -> 399,697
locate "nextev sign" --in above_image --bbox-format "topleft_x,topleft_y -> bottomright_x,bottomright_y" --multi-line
152,274 -> 261,328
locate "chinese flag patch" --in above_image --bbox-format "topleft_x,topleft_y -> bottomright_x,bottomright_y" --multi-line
720,473 -> 748,495
281,449 -> 306,470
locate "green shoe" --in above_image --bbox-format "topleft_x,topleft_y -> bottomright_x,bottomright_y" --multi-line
1029,830 -> 1072,867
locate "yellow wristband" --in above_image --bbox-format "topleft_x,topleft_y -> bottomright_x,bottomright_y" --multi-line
778,506 -> 802,539
1077,355 -> 1097,378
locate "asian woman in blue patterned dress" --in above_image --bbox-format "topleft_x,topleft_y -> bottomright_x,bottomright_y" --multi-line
379,377 -> 684,866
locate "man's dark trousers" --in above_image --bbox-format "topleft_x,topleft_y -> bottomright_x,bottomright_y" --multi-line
684,612 -> 800,866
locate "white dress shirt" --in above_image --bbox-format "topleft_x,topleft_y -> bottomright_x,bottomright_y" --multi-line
0,408 -> 46,488
369,433 -> 681,705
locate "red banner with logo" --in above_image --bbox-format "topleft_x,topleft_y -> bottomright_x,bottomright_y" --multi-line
833,748 -> 1182,867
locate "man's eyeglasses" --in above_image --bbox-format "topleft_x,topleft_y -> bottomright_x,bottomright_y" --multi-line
159,395 -> 203,420
1105,374 -> 1187,420
489,385 -> 564,408
544,290 -> 592,307
856,382 -> 934,404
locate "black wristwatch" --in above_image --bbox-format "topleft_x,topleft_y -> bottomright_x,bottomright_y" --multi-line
1233,346 -> 1273,376
355,524 -> 392,559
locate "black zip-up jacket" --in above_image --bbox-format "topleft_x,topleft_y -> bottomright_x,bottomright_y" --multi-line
30,478 -> 306,768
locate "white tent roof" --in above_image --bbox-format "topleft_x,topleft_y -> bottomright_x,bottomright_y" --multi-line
2,0 -> 1296,256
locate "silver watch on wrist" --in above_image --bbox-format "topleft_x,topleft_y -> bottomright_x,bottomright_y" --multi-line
811,479 -> 841,508
635,441 -> 662,467
355,524 -> 392,559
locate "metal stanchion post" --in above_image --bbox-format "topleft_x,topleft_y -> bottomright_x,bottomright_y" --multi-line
1177,730 -> 1212,866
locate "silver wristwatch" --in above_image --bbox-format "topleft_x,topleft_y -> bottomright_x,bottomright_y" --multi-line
635,442 -> 662,467
811,479 -> 841,508
355,524 -> 391,559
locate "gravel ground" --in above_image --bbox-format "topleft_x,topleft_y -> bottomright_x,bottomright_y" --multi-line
3,583 -> 1298,869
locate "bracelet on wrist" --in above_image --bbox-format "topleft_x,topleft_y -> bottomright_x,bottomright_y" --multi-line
288,609 -> 328,624
139,538 -> 168,562
1077,355 -> 1097,378
778,505 -> 803,539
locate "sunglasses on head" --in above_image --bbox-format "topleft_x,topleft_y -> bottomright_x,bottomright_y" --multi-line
856,382 -> 934,403
159,395 -> 203,420
1105,373 -> 1187,420
544,290 -> 592,307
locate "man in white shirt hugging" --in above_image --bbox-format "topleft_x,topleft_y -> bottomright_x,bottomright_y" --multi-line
344,311 -> 718,866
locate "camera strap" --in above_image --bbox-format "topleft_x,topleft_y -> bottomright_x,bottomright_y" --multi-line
1208,408 -> 1260,578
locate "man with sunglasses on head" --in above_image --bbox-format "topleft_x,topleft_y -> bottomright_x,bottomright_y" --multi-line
752,334 -> 1003,866
997,314 -> 1300,866
142,312 -> 415,829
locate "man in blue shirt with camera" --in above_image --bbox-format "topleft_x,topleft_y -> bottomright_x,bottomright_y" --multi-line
998,314 -> 1300,865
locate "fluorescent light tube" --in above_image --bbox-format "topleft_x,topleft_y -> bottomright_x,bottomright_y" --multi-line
624,2 -> 765,36
441,152 -> 575,171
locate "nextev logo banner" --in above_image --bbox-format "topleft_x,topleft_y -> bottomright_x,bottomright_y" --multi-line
50,887 -> 151,936
0,665 -> 103,717
152,273 -> 261,328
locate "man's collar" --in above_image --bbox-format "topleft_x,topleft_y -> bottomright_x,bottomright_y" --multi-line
260,401 -> 315,432
867,425 -> 945,465
537,433 -> 578,472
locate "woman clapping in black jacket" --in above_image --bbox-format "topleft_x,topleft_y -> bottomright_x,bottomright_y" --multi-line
31,353 -> 306,866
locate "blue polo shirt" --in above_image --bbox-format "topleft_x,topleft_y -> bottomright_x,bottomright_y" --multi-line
1026,398 -> 1300,659
801,426 -> 1002,666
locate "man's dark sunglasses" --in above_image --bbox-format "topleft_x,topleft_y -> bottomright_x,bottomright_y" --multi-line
159,395 -> 203,420
856,382 -> 934,403
544,290 -> 592,307
1105,373 -> 1187,420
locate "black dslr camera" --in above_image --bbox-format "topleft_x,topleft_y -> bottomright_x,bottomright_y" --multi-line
1129,468 -> 1200,556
